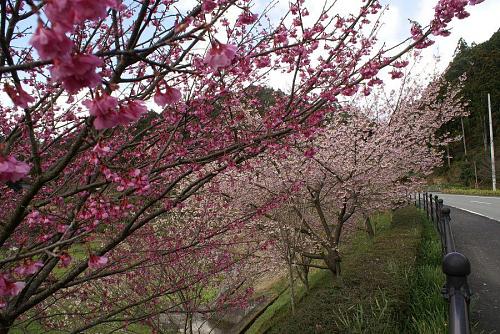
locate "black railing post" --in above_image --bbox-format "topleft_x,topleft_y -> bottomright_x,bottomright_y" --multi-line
441,207 -> 455,254
429,193 -> 434,222
426,192 -> 429,213
442,252 -> 472,334
423,192 -> 427,212
434,195 -> 439,224
437,199 -> 444,235
418,193 -> 421,209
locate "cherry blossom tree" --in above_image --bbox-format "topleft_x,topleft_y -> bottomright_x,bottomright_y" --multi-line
232,73 -> 467,283
0,0 -> 480,331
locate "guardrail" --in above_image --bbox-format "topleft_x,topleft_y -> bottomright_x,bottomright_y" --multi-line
415,192 -> 472,334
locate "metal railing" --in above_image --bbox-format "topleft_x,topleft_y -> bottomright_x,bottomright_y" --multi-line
415,192 -> 472,334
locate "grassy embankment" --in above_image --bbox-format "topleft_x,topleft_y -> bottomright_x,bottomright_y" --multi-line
440,187 -> 500,197
246,206 -> 447,334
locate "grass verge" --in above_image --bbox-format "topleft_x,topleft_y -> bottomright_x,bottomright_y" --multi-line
247,207 -> 447,334
441,187 -> 500,197
400,208 -> 447,333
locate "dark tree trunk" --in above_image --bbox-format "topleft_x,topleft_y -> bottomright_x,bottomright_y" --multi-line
365,216 -> 374,238
0,322 -> 12,334
296,256 -> 311,290
323,249 -> 341,280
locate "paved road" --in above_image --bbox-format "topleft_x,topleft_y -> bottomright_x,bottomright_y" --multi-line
436,193 -> 500,221
431,194 -> 500,333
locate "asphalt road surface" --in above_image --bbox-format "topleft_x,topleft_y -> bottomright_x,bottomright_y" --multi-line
433,193 -> 500,333
436,193 -> 500,222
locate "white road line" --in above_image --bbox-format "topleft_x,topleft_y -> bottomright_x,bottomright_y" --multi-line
437,193 -> 500,201
470,200 -> 492,205
447,205 -> 500,222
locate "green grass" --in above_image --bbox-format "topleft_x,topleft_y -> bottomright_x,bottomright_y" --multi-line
400,209 -> 447,333
245,212 -> 394,334
247,207 -> 447,334
441,187 -> 500,197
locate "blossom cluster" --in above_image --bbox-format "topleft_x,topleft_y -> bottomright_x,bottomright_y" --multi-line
83,94 -> 147,130
29,0 -> 119,94
0,155 -> 30,184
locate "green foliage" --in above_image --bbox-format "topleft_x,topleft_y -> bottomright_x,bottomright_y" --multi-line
439,29 -> 500,187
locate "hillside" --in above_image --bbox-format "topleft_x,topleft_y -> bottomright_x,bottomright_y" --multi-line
436,29 -> 500,187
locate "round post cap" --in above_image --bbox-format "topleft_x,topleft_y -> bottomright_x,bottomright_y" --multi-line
442,252 -> 471,276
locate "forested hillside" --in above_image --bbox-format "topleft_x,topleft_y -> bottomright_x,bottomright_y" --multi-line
437,29 -> 500,187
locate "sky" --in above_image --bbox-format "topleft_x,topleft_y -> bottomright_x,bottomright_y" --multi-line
248,0 -> 500,91
379,0 -> 499,71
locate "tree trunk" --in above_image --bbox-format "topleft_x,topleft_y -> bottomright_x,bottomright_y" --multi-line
323,249 -> 341,280
0,323 -> 11,334
287,255 -> 296,315
296,255 -> 310,291
365,216 -> 374,238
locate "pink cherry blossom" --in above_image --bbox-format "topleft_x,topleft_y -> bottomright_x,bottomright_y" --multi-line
88,255 -> 108,269
154,86 -> 182,107
92,142 -> 111,156
83,93 -> 119,130
204,42 -> 238,70
202,0 -> 217,12
0,155 -> 30,183
58,253 -> 72,268
4,84 -> 35,108
50,54 -> 102,94
0,274 -> 25,297
390,70 -> 404,79
30,23 -> 73,60
45,0 -> 119,32
392,60 -> 410,69
117,100 -> 148,125
14,261 -> 44,276
44,0 -> 76,33
304,148 -> 316,159
71,0 -> 119,23
238,11 -> 258,25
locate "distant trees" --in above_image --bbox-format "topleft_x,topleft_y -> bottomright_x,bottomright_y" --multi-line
441,29 -> 500,186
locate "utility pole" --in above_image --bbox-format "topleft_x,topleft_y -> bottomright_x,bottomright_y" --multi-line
474,161 -> 479,189
461,117 -> 467,158
446,144 -> 452,168
488,93 -> 496,191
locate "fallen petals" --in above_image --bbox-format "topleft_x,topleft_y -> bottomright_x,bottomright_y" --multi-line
88,255 -> 108,269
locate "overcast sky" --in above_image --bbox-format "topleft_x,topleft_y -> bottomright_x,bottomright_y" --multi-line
379,0 -> 499,70
247,0 -> 500,91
